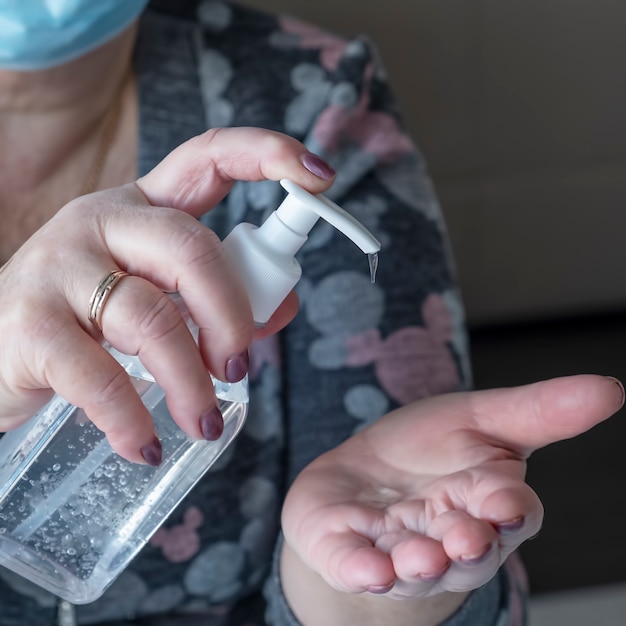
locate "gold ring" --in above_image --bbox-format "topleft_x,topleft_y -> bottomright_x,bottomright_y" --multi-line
87,269 -> 130,332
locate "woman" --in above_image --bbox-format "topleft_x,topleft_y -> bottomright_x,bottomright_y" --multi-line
0,1 -> 622,625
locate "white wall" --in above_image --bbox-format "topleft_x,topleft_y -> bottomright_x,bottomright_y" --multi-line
242,0 -> 626,326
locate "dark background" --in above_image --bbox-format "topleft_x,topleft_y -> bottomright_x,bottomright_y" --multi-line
471,314 -> 626,593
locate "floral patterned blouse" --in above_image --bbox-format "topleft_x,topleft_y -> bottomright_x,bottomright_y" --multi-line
0,1 -> 526,624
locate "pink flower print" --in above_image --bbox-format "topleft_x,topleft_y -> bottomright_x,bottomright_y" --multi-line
422,291 -> 455,344
312,94 -> 415,162
150,506 -> 204,563
279,17 -> 349,71
277,17 -> 414,162
345,294 -> 459,405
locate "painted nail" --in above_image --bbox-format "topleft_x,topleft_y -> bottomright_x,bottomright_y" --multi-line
200,406 -> 224,440
225,350 -> 249,383
301,152 -> 336,180
419,562 -> 450,581
495,516 -> 525,535
366,582 -> 394,595
460,543 -> 493,565
606,376 -> 625,408
140,436 -> 163,467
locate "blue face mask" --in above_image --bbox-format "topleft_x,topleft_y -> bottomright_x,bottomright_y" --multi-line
0,0 -> 149,71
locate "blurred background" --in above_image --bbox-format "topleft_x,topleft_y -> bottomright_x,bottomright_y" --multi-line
238,1 -> 626,623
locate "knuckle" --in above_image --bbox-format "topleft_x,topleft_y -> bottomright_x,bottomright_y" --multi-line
172,129 -> 227,205
200,126 -> 226,146
264,131 -> 294,157
85,366 -> 130,412
169,221 -> 223,269
135,293 -> 186,343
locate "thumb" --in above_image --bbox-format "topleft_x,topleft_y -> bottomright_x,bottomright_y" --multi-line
135,127 -> 336,216
469,374 -> 624,455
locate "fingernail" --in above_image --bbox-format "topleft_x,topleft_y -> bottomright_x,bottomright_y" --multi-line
366,582 -> 394,594
140,436 -> 163,467
460,543 -> 493,565
606,376 -> 625,408
495,516 -> 525,535
225,350 -> 249,383
419,562 -> 450,581
301,152 -> 336,180
200,406 -> 224,440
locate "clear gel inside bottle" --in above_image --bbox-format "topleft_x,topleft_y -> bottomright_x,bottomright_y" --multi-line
0,295 -> 248,604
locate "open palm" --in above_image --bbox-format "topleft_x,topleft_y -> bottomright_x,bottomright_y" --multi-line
282,375 -> 623,599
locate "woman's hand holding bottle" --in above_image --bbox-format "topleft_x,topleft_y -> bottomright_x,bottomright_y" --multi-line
0,127 -> 336,463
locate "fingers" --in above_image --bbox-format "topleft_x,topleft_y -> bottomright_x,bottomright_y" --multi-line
92,194 -> 254,382
470,481 -> 544,551
362,487 -> 537,598
300,518 -> 500,599
306,529 -> 397,594
311,508 -> 534,599
40,321 -> 158,465
374,530 -> 450,596
47,195 -> 246,454
368,523 -> 500,598
136,127 -> 336,216
90,277 -> 222,442
1,126 -> 332,464
467,374 -> 625,455
286,470 -> 545,599
422,510 -> 514,594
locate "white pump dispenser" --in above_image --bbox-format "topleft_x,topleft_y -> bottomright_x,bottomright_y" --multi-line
222,179 -> 381,325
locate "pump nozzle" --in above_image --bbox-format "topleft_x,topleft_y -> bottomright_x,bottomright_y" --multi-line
277,180 -> 381,254
222,180 -> 381,325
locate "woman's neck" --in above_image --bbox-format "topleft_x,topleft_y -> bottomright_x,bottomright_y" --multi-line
0,24 -> 138,193
0,25 -> 139,263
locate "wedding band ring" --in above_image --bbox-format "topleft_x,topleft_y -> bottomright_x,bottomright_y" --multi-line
88,269 -> 130,332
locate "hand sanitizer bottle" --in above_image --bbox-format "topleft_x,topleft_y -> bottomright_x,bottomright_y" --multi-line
0,180 -> 381,604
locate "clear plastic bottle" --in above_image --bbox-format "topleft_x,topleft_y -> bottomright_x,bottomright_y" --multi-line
0,180 -> 380,603
0,295 -> 248,603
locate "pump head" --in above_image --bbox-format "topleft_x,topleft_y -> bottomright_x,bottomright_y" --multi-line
222,180 -> 381,324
